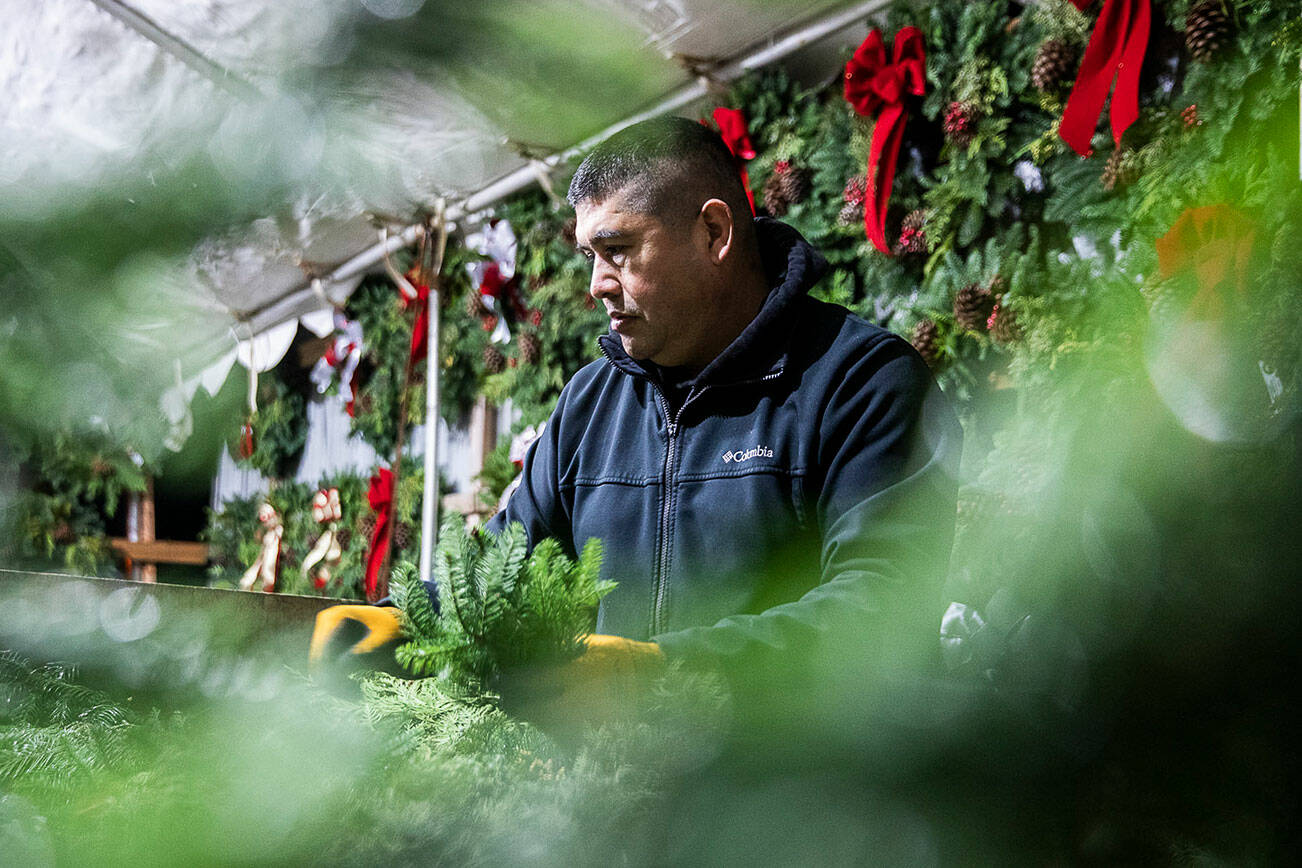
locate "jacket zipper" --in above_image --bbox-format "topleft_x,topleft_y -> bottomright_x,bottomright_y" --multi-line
596,339 -> 784,635
653,390 -> 678,635
598,340 -> 680,634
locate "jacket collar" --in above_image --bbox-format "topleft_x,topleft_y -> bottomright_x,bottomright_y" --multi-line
597,217 -> 828,386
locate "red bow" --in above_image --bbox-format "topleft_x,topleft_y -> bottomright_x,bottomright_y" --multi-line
364,467 -> 394,601
844,27 -> 926,255
711,107 -> 757,215
1155,204 -> 1257,321
323,340 -> 360,415
478,262 -> 507,301
1059,0 -> 1151,156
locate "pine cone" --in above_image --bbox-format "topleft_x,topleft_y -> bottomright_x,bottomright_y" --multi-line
1185,1 -> 1230,63
356,513 -> 377,542
911,319 -> 942,369
943,101 -> 979,147
392,521 -> 413,551
1101,148 -> 1141,191
335,527 -> 353,550
762,170 -> 791,217
768,160 -> 811,216
518,331 -> 541,365
781,164 -> 812,204
838,176 -> 867,225
896,209 -> 928,256
483,344 -> 506,374
465,291 -> 490,318
52,521 -> 74,544
954,283 -> 996,331
1031,39 -> 1076,93
989,302 -> 1022,344
355,392 -> 374,416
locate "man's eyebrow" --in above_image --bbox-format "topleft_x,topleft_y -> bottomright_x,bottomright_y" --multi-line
576,227 -> 630,255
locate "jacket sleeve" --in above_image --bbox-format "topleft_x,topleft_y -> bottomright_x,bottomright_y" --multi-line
483,390 -> 574,556
652,337 -> 962,680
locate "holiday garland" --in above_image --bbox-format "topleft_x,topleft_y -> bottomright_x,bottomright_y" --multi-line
3,432 -> 151,576
229,364 -> 314,480
203,457 -> 435,598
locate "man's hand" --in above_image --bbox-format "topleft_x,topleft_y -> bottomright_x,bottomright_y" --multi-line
309,605 -> 404,676
496,634 -> 665,734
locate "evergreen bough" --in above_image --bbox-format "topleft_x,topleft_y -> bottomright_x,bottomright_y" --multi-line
0,650 -> 138,791
390,516 -> 614,687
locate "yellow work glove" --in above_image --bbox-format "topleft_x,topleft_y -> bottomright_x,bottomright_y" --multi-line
309,605 -> 404,677
496,634 -> 664,735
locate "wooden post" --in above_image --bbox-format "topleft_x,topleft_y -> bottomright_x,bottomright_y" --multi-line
480,399 -> 499,471
126,476 -> 159,583
138,475 -> 157,583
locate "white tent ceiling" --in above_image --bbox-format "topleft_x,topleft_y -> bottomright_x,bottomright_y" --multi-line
3,0 -> 885,379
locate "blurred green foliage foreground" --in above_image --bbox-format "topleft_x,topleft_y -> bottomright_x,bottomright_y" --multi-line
2,309 -> 1299,864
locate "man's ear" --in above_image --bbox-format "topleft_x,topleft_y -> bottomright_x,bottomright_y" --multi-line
698,199 -> 735,265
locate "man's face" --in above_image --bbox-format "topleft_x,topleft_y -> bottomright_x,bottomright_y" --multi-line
574,188 -> 710,367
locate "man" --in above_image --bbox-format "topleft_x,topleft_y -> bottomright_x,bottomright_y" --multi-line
315,116 -> 961,720
487,116 -> 961,704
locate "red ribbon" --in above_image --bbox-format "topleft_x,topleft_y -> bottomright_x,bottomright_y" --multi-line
403,280 -> 431,367
710,107 -> 757,215
238,421 -> 255,459
1059,0 -> 1151,156
364,467 -> 394,601
844,27 -> 926,255
1155,204 -> 1257,320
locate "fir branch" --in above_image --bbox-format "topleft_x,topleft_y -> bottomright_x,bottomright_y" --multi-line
391,517 -> 615,689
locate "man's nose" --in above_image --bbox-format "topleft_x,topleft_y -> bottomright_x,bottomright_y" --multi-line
589,263 -> 619,302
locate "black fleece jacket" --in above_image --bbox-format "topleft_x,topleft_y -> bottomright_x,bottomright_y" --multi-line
487,218 -> 962,673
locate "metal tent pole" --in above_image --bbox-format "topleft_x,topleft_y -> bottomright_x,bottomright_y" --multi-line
84,0 -> 260,100
418,204 -> 448,588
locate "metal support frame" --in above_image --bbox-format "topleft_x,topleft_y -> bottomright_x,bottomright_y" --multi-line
418,205 -> 448,588
241,0 -> 890,337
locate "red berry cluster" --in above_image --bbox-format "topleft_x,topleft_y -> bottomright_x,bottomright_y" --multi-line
843,176 -> 867,205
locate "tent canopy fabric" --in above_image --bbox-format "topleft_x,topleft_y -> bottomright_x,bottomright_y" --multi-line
5,0 -> 878,340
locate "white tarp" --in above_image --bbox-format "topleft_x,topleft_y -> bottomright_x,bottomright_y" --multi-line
4,0 -> 867,336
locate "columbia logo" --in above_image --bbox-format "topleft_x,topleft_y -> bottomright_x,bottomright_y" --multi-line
722,445 -> 774,464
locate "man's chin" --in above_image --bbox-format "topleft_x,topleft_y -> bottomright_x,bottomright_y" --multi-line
619,335 -> 650,361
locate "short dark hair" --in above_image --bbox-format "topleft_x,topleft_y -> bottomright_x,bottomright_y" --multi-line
567,115 -> 751,228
